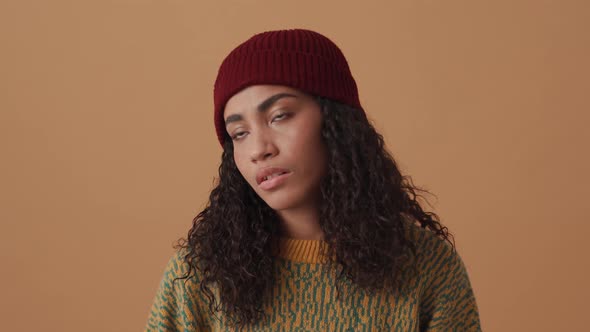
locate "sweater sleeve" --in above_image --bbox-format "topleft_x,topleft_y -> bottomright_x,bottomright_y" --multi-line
144,250 -> 194,332
418,236 -> 482,331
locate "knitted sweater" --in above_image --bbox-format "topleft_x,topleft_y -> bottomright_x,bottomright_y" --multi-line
144,224 -> 481,331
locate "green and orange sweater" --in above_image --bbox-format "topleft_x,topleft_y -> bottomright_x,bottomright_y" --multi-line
144,224 -> 481,331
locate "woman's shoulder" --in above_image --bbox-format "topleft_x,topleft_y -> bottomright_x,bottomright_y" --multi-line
403,222 -> 481,329
159,246 -> 202,287
145,247 -> 210,331
405,221 -> 456,258
403,221 -> 467,281
160,246 -> 187,273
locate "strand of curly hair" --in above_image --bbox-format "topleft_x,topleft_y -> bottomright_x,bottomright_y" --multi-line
172,95 -> 455,329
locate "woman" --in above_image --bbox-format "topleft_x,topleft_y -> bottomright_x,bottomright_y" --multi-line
145,28 -> 481,331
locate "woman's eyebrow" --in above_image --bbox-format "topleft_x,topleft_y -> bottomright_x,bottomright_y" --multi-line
224,93 -> 298,127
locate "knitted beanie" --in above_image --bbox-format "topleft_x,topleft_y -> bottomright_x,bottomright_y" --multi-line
213,28 -> 365,147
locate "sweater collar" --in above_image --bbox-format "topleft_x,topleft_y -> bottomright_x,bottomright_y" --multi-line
270,236 -> 330,263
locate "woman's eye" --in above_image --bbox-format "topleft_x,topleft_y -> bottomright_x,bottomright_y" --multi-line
231,132 -> 246,140
272,112 -> 289,122
231,113 -> 290,141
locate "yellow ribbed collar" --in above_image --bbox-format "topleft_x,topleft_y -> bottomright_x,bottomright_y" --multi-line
270,236 -> 331,263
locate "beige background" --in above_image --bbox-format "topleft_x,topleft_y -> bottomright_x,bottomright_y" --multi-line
1,1 -> 588,331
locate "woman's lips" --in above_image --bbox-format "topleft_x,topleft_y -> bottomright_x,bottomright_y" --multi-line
256,167 -> 292,185
258,171 -> 292,191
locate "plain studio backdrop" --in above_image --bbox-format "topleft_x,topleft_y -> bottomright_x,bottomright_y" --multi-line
1,1 -> 588,331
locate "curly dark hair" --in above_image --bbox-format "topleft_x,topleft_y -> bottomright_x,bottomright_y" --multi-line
172,95 -> 455,329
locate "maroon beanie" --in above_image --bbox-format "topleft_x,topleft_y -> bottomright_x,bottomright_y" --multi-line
213,28 -> 365,147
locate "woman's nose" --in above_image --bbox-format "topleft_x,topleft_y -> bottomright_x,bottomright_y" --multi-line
250,131 -> 278,162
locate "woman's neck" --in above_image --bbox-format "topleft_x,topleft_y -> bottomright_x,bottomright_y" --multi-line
276,205 -> 324,240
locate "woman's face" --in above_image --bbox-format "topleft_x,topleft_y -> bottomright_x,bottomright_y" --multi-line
224,84 -> 328,211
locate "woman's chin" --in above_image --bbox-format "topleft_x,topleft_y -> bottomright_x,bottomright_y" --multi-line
258,192 -> 301,211
263,198 -> 296,211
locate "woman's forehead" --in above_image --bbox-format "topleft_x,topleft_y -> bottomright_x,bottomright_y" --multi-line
224,85 -> 310,118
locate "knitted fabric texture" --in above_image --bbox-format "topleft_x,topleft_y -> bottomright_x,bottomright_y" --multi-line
144,223 -> 482,331
213,28 -> 365,147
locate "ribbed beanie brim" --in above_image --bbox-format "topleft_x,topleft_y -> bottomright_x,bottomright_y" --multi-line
213,28 -> 364,147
